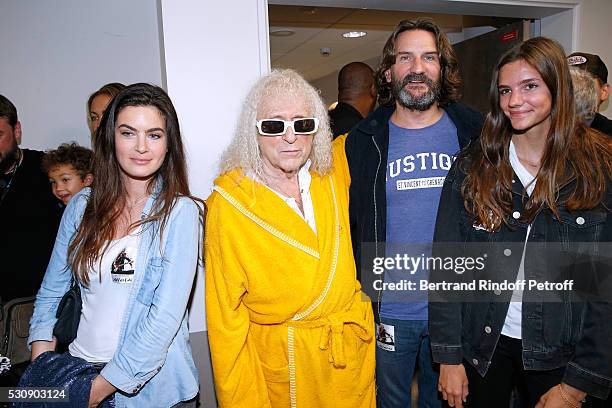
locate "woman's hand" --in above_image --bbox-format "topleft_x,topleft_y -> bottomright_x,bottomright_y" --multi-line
88,375 -> 117,408
30,339 -> 57,361
439,363 -> 469,408
536,383 -> 586,408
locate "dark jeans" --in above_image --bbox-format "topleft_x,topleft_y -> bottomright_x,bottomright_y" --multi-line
465,335 -> 606,408
376,318 -> 441,408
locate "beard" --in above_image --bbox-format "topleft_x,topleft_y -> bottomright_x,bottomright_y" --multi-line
392,72 -> 441,111
0,137 -> 19,174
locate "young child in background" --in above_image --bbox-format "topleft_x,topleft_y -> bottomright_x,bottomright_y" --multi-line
42,142 -> 93,205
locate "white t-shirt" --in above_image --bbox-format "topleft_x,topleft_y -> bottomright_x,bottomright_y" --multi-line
69,230 -> 141,363
501,141 -> 536,339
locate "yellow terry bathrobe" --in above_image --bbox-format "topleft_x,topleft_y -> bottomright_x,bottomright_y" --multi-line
205,141 -> 376,408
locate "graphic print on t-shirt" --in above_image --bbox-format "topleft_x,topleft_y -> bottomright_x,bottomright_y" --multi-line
387,151 -> 454,190
111,248 -> 135,284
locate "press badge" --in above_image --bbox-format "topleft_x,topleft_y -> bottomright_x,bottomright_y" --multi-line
376,322 -> 396,352
111,247 -> 136,284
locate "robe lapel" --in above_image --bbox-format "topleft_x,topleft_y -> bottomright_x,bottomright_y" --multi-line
250,181 -> 319,251
310,174 -> 334,258
292,174 -> 341,321
216,170 -> 319,257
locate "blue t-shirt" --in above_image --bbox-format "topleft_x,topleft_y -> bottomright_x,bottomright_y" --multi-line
380,111 -> 459,320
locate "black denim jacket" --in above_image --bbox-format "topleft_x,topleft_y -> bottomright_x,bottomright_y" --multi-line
429,160 -> 612,399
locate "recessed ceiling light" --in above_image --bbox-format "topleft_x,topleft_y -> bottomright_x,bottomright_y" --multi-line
270,30 -> 295,37
342,31 -> 367,38
300,7 -> 317,15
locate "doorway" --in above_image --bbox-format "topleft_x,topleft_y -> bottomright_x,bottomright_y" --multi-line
267,1 -> 574,113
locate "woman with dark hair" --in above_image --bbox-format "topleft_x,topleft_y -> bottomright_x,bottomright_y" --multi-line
87,82 -> 126,138
24,83 -> 203,407
430,37 -> 612,408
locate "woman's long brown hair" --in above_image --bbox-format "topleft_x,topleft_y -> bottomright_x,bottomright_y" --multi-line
69,83 -> 192,285
461,37 -> 612,230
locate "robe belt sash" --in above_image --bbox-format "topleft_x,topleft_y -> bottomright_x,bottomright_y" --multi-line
279,309 -> 372,368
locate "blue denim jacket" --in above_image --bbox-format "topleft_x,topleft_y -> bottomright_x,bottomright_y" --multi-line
28,187 -> 202,407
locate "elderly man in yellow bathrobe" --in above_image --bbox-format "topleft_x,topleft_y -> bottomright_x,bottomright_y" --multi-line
205,69 -> 376,408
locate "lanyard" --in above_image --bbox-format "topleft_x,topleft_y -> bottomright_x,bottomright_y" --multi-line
0,151 -> 22,206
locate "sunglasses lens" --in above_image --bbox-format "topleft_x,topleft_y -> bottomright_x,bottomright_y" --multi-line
294,118 -> 317,133
260,120 -> 285,135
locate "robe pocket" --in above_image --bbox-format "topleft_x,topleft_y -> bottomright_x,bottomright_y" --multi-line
260,360 -> 289,383
334,332 -> 375,400
137,257 -> 164,305
338,299 -> 376,396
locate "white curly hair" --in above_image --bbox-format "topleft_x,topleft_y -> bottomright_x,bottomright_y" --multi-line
219,69 -> 333,179
569,67 -> 599,123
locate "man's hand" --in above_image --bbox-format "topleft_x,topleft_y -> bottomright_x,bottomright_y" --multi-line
439,363 -> 469,408
30,339 -> 57,361
88,375 -> 117,408
535,383 -> 586,408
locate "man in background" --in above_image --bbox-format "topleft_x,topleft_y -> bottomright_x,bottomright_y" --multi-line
329,61 -> 377,138
0,94 -> 63,301
567,52 -> 612,135
0,94 -> 63,387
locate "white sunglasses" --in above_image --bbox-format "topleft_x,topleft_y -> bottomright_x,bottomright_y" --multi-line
256,118 -> 319,136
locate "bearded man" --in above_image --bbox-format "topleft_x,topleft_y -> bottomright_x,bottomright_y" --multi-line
340,18 -> 483,408
0,94 -> 62,301
0,94 -> 62,387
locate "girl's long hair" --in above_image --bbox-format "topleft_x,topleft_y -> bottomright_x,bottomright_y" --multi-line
461,37 -> 611,230
69,83 -> 191,285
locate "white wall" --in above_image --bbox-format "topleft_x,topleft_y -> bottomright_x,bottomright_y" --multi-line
0,0 -> 163,151
542,9 -> 575,53
160,0 -> 270,333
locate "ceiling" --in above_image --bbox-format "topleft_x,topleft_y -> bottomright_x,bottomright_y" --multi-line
269,5 -> 521,80
269,0 -> 575,19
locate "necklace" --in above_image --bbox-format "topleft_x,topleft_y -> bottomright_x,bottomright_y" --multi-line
517,155 -> 541,169
126,194 -> 149,210
0,149 -> 23,206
